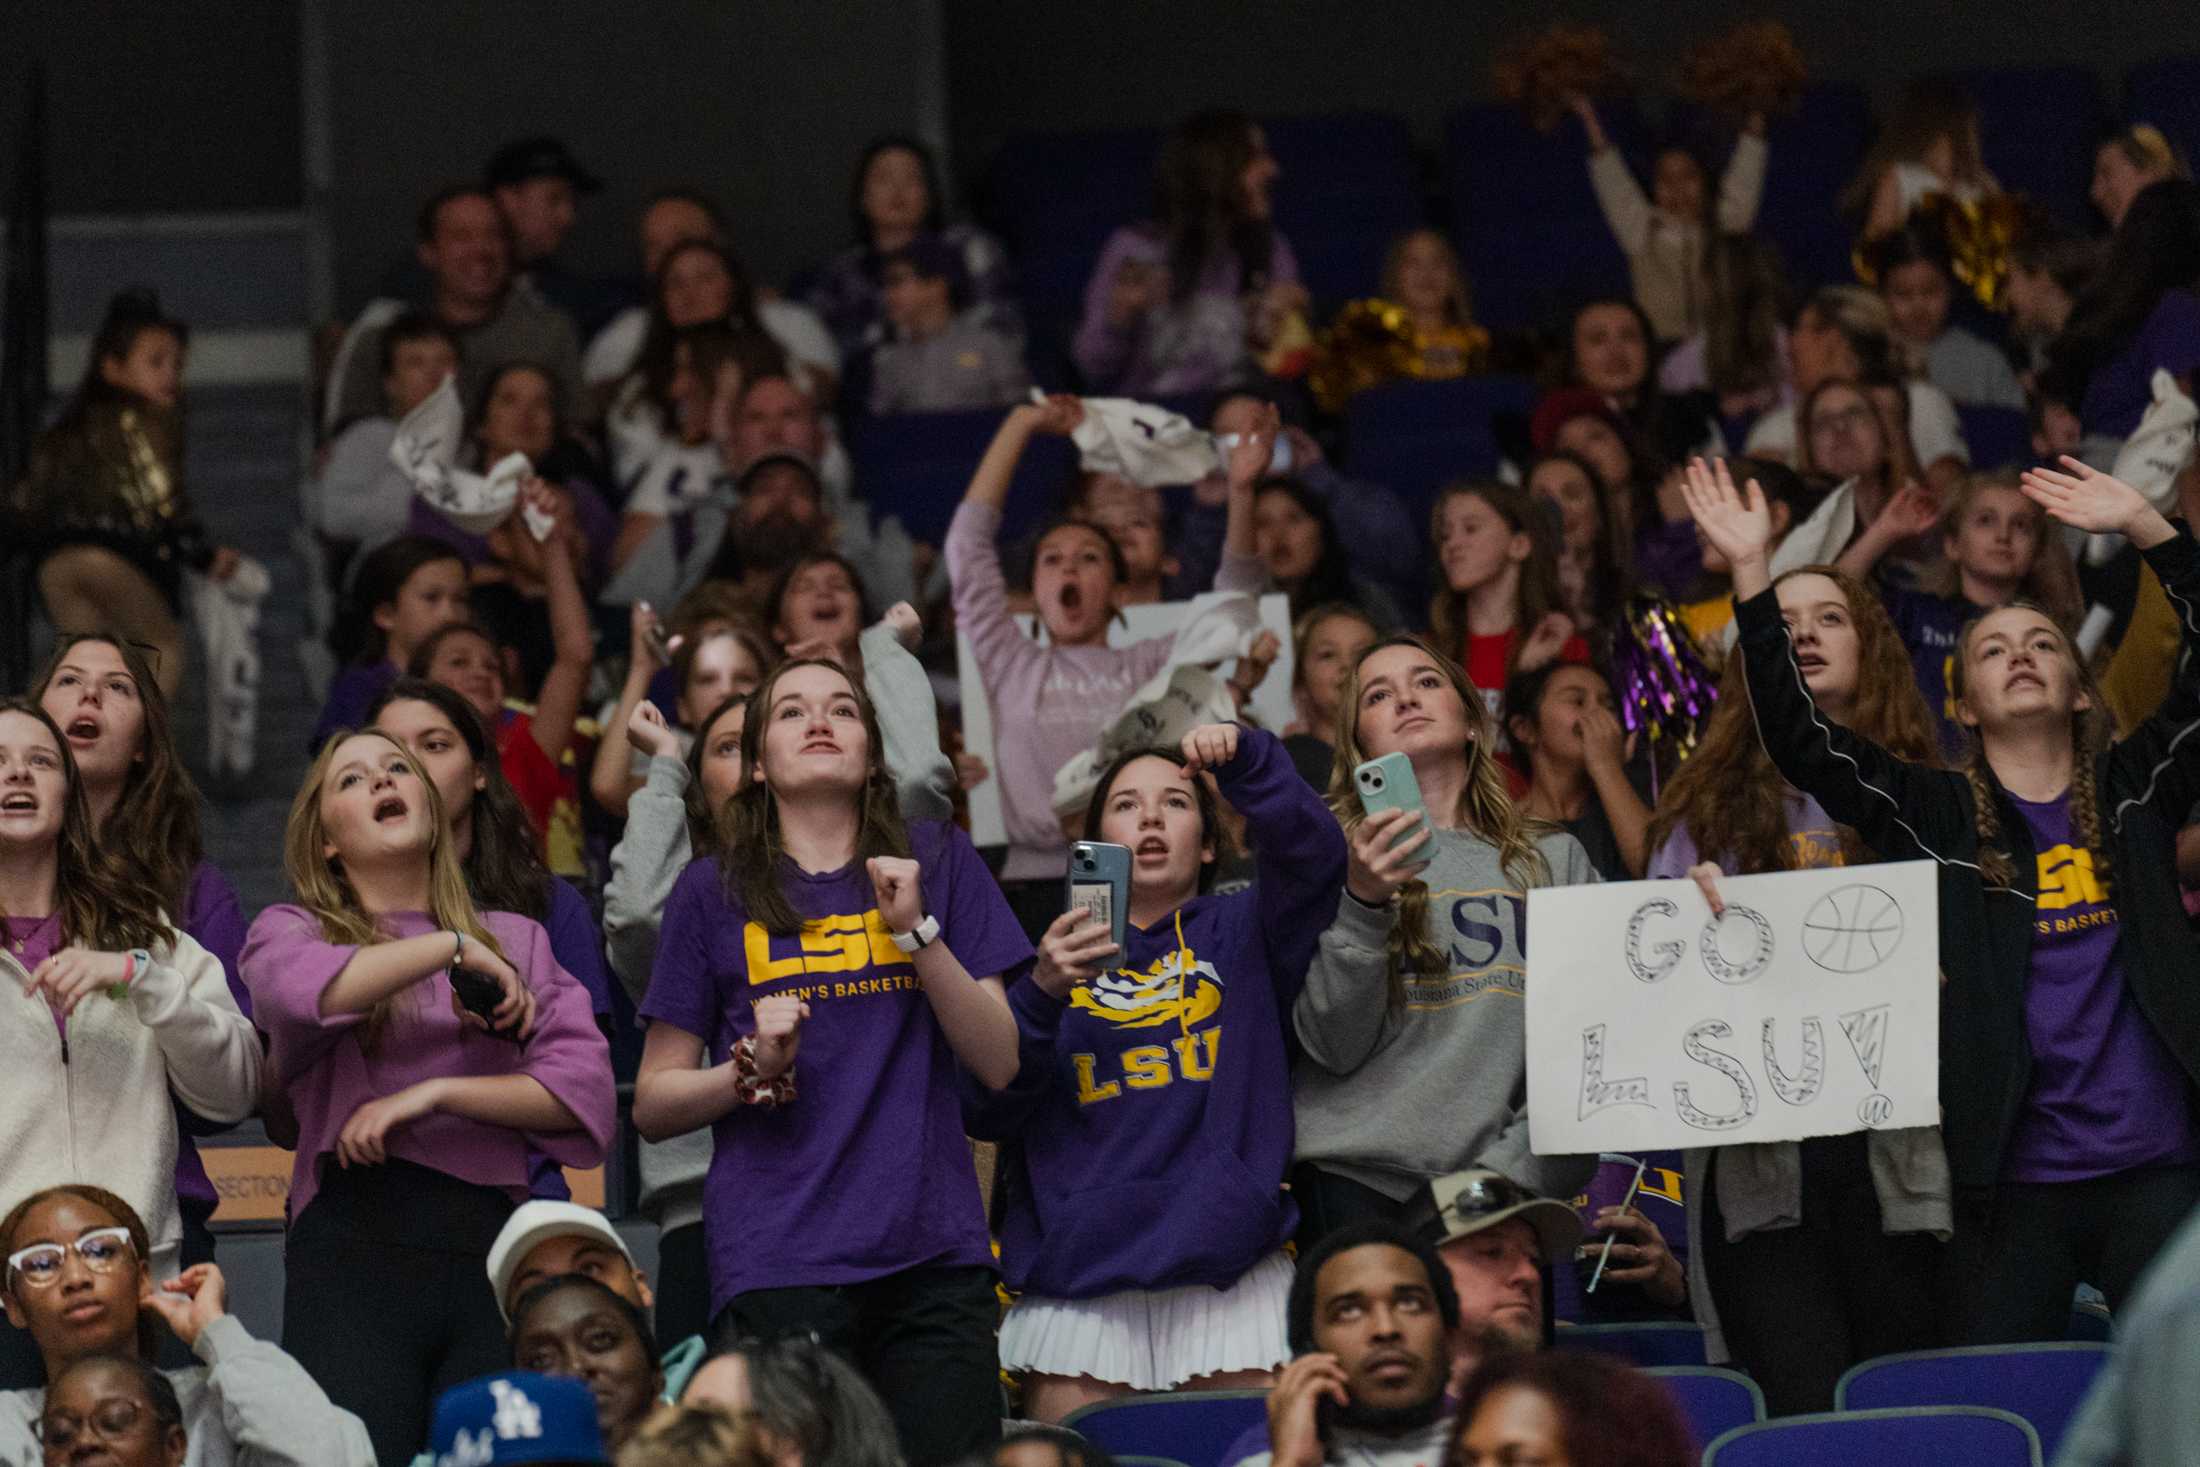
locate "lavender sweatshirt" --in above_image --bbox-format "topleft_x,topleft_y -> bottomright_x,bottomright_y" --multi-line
241,907 -> 614,1220
946,498 -> 1264,879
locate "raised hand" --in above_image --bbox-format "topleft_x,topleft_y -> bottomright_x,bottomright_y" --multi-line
1688,861 -> 1728,918
1876,481 -> 1942,541
2021,456 -> 2172,544
1026,393 -> 1086,438
629,600 -> 680,675
1680,457 -> 1776,568
866,856 -> 926,934
1223,403 -> 1282,488
1577,704 -> 1630,774
627,699 -> 672,760
1033,909 -> 1119,999
1346,806 -> 1433,906
140,1263 -> 230,1349
751,993 -> 810,1080
1516,611 -> 1577,673
1179,722 -> 1241,774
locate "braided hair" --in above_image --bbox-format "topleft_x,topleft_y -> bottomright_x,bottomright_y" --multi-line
1949,602 -> 2116,887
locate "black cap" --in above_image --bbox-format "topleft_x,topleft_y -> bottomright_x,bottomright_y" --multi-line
485,137 -> 602,194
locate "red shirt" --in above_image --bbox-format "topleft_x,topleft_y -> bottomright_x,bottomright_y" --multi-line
496,710 -> 584,877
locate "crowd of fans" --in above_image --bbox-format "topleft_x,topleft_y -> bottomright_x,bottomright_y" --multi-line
8,58 -> 2200,1467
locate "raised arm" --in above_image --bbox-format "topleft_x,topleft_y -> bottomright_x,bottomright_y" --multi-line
867,854 -> 1020,1090
590,603 -> 673,820
1573,96 -> 1652,254
1717,120 -> 1769,232
603,743 -> 695,1003
1187,724 -> 1349,999
1683,457 -> 1965,858
528,487 -> 595,764
947,399 -> 1080,673
2025,460 -> 2200,813
1833,482 -> 1940,581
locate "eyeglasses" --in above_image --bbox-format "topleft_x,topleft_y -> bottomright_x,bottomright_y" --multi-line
37,1398 -> 159,1449
6,1226 -> 138,1288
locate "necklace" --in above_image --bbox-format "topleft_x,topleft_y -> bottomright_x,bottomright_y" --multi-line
4,912 -> 60,959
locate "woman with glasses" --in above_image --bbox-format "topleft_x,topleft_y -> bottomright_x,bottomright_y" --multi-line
0,1183 -> 373,1464
0,698 -> 260,1390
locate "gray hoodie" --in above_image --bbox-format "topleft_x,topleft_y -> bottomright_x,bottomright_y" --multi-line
0,1316 -> 376,1467
1293,826 -> 1598,1202
603,621 -> 957,1225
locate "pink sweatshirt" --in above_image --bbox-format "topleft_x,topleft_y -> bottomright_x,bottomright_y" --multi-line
241,905 -> 615,1219
947,499 -> 1264,879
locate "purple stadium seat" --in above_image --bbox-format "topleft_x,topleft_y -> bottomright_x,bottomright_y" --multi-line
1263,111 -> 1424,310
1444,99 -> 1646,329
1958,403 -> 2034,471
1342,374 -> 1539,517
1835,1342 -> 2109,1459
1645,1366 -> 1766,1451
2126,58 -> 2200,195
1550,1320 -> 1711,1367
1705,1406 -> 2042,1466
1060,1390 -> 1268,1467
1951,65 -> 2108,228
846,406 -> 1075,545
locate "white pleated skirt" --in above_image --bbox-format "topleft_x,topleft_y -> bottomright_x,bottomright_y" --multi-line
998,1250 -> 1295,1391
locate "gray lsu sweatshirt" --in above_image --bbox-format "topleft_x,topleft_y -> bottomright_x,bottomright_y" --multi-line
0,1315 -> 376,1467
1292,826 -> 1599,1203
604,621 -> 957,1229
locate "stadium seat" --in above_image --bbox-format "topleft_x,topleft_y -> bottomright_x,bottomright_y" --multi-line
1668,83 -> 1871,295
980,126 -> 1160,363
1958,403 -> 2033,471
1061,1390 -> 1268,1467
1834,1342 -> 2110,1460
1645,1366 -> 1765,1449
846,406 -> 1075,545
1549,1319 -> 1711,1368
2125,57 -> 2200,192
1263,111 -> 1424,311
1115,1458 -> 1196,1467
1342,374 -> 1540,517
1443,99 -> 1646,330
1705,1405 -> 2041,1466
1952,66 -> 2108,228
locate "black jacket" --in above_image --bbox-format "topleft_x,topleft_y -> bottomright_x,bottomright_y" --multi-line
1734,531 -> 2200,1193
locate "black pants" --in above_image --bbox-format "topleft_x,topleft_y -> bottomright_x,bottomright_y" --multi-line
1951,1163 -> 2200,1344
1291,1163 -> 1413,1251
653,1223 -> 713,1353
716,1266 -> 1001,1467
1699,1135 -> 1946,1417
282,1160 -> 515,1467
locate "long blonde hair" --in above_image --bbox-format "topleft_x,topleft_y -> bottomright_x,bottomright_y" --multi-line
1326,635 -> 1551,1004
282,728 -> 506,1049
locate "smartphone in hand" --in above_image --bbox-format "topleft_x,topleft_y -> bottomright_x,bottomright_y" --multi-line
1354,752 -> 1430,851
1066,841 -> 1131,953
450,966 -> 522,1043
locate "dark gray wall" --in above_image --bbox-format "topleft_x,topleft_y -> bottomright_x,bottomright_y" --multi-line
0,0 -> 301,212
945,0 -> 2194,163
322,1 -> 940,311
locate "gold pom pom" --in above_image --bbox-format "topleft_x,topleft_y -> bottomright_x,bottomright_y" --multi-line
1493,24 -> 1624,133
1679,21 -> 1808,121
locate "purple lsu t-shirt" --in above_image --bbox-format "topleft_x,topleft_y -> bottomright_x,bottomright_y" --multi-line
640,820 -> 1032,1310
2003,793 -> 2200,1182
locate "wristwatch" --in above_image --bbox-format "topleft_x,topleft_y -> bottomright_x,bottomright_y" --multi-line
890,915 -> 941,953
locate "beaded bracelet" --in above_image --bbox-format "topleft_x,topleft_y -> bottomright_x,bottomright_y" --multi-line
731,1034 -> 798,1107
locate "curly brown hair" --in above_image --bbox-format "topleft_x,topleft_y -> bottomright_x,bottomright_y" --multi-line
1647,566 -> 1939,873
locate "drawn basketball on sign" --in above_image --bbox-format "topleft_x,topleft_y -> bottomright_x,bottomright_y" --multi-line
1801,884 -> 1905,973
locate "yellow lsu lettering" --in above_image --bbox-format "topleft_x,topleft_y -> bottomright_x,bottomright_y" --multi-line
1073,1030 -> 1223,1105
2036,844 -> 2108,911
743,911 -> 908,985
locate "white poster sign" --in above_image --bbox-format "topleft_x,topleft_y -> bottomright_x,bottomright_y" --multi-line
956,593 -> 1297,849
1526,861 -> 1939,1155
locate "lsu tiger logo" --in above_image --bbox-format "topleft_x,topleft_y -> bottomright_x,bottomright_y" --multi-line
1069,947 -> 1224,1029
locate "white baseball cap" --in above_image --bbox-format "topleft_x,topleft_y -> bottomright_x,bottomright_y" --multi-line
486,1201 -> 638,1322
